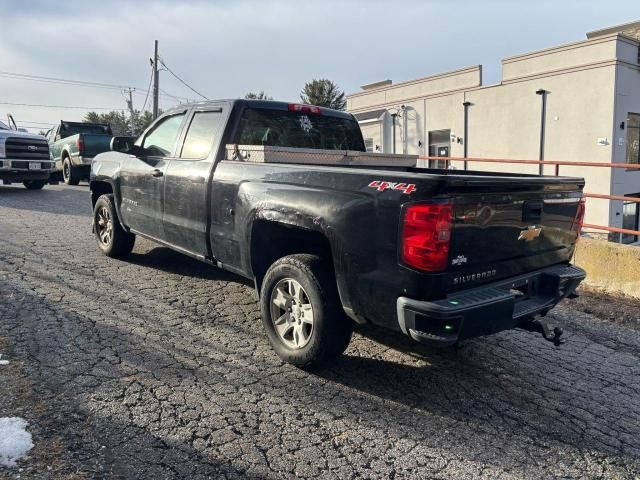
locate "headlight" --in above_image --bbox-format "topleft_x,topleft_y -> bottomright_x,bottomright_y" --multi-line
0,142 -> 5,158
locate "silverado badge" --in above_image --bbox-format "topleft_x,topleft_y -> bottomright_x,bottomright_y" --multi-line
518,225 -> 542,242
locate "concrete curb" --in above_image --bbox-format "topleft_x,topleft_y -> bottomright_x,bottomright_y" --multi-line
574,237 -> 640,299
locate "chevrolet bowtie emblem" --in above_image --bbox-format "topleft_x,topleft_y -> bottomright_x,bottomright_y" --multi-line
518,226 -> 542,242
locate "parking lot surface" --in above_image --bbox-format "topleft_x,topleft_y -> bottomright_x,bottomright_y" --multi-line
1,184 -> 639,479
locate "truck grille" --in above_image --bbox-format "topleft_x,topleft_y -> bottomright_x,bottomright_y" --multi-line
5,137 -> 50,161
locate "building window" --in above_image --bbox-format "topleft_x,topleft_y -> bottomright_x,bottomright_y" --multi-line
621,195 -> 639,244
626,113 -> 640,164
428,129 -> 450,168
364,138 -> 374,152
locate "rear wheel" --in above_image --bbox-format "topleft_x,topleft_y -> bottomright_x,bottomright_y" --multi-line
63,157 -> 80,185
23,179 -> 47,190
93,194 -> 135,258
260,254 -> 353,368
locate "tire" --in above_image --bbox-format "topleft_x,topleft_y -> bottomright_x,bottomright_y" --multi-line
23,179 -> 47,190
93,194 -> 135,258
63,157 -> 80,185
260,254 -> 353,368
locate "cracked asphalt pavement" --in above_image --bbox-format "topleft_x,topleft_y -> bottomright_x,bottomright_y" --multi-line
1,183 -> 639,479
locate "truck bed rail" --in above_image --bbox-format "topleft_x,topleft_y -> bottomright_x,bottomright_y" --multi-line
225,144 -> 418,167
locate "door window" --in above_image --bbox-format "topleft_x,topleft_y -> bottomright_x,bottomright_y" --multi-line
180,110 -> 224,159
364,138 -> 375,152
626,113 -> 639,165
428,129 -> 451,169
142,114 -> 185,157
622,195 -> 639,244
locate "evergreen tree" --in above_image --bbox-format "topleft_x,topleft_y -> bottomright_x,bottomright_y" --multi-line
244,91 -> 273,100
300,79 -> 346,110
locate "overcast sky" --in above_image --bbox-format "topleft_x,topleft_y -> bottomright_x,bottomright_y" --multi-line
0,0 -> 637,132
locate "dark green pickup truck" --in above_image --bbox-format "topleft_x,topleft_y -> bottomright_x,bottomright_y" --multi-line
46,121 -> 113,185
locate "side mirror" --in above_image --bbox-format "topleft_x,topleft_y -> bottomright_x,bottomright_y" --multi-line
110,136 -> 136,153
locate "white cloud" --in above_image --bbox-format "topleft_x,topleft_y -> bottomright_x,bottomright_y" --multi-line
0,0 -> 636,126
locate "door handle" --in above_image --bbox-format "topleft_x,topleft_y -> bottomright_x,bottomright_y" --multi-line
150,169 -> 163,177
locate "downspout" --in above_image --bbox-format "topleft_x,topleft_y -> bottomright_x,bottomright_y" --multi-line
402,106 -> 408,154
536,89 -> 549,175
462,100 -> 472,170
391,113 -> 397,154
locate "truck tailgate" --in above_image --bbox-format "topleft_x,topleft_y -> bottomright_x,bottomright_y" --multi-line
81,134 -> 111,157
444,176 -> 584,290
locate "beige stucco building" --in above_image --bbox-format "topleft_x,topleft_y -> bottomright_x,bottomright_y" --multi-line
347,21 -> 640,243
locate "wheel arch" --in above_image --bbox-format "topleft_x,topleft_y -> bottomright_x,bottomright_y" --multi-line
250,220 -> 335,292
90,180 -> 129,232
90,180 -> 113,208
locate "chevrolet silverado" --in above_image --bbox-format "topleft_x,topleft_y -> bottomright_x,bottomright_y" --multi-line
89,100 -> 586,367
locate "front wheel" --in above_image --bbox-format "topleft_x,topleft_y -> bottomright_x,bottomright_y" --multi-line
259,254 -> 353,368
23,179 -> 47,190
93,194 -> 135,258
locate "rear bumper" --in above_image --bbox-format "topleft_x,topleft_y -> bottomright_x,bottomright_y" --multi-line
396,264 -> 585,346
73,156 -> 93,166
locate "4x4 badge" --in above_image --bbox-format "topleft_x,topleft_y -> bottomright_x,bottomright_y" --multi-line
518,225 -> 542,242
368,180 -> 416,194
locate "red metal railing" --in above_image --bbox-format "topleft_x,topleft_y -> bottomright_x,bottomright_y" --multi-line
420,156 -> 640,240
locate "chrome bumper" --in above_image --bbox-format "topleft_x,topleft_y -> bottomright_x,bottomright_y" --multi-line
0,159 -> 56,172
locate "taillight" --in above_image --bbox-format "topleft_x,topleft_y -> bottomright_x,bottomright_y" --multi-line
571,198 -> 586,235
77,137 -> 85,154
402,202 -> 453,272
288,103 -> 322,115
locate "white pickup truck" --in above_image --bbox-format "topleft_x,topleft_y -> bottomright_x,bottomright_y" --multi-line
0,118 -> 56,189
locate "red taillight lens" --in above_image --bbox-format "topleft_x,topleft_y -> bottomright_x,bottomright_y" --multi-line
77,137 -> 85,154
402,203 -> 453,272
571,198 -> 586,235
288,103 -> 322,115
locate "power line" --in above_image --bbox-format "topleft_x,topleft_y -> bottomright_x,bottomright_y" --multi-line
140,66 -> 154,113
0,69 -> 194,102
135,89 -> 192,102
13,120 -> 55,125
0,71 -> 138,91
159,88 -> 193,104
158,57 -> 208,100
0,101 -> 122,110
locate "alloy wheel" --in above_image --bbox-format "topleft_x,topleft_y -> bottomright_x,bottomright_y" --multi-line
270,278 -> 314,349
96,206 -> 113,246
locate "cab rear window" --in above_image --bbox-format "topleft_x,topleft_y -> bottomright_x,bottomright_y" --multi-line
233,108 -> 365,151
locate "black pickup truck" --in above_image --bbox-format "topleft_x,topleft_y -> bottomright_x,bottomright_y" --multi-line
90,99 -> 586,367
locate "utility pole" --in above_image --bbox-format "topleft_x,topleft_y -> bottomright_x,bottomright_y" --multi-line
122,87 -> 135,135
152,40 -> 159,120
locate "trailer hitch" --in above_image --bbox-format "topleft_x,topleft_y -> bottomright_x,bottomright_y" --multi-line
521,319 -> 565,346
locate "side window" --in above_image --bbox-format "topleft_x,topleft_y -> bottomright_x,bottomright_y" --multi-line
142,114 -> 185,157
180,111 -> 224,159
